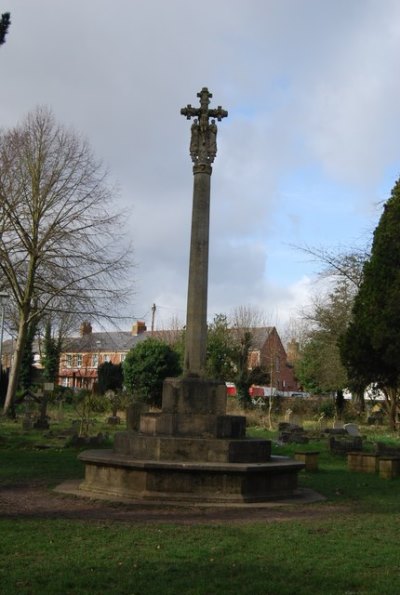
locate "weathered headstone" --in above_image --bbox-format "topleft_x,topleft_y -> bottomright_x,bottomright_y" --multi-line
34,391 -> 50,430
22,393 -> 35,430
344,423 -> 360,437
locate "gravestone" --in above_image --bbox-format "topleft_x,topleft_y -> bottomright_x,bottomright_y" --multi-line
22,393 -> 35,430
344,423 -> 360,437
33,390 -> 50,430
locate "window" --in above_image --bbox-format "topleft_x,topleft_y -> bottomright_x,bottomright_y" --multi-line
103,354 -> 111,363
76,354 -> 82,368
120,353 -> 126,363
66,354 -> 73,368
92,354 -> 99,368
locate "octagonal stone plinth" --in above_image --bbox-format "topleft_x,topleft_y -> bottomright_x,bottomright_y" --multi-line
78,450 -> 304,503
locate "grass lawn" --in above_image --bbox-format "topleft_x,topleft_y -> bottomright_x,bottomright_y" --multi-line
1,408 -> 400,594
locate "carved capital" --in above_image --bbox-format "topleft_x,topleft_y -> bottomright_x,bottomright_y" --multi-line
193,163 -> 212,175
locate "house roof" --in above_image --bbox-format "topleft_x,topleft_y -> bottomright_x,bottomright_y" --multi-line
248,327 -> 274,350
63,327 -> 278,353
1,326 -> 283,356
63,330 -> 150,353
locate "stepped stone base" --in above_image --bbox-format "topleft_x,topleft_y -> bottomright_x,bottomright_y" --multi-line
79,451 -> 303,503
139,412 -> 246,439
114,432 -> 270,463
78,377 -> 304,504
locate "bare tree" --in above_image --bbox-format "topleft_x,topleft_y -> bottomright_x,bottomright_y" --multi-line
0,12 -> 10,46
231,304 -> 267,331
291,244 -> 367,290
0,107 -> 134,413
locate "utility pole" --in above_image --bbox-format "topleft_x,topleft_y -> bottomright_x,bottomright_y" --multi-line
151,303 -> 156,333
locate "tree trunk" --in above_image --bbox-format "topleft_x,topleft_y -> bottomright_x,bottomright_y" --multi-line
387,387 -> 398,431
335,389 -> 345,419
353,390 -> 365,414
268,395 -> 274,430
2,314 -> 29,415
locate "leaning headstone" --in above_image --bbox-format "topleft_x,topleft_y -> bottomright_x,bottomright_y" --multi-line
107,415 -> 121,425
329,435 -> 362,455
284,408 -> 293,422
105,390 -> 121,425
34,393 -> 50,430
344,423 -> 360,437
278,422 -> 309,444
55,394 -> 65,422
22,415 -> 34,430
291,414 -> 303,427
22,393 -> 35,430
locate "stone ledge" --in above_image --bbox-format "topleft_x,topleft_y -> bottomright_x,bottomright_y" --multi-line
139,412 -> 246,439
79,450 -> 302,472
113,433 -> 271,463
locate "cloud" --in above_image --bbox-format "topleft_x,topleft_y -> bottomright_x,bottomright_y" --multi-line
2,0 -> 400,336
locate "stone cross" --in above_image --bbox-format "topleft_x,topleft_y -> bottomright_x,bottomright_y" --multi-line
181,87 -> 228,167
181,88 -> 228,375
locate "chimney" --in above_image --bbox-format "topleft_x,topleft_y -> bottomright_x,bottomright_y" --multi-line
286,338 -> 300,365
80,321 -> 92,336
131,321 -> 147,336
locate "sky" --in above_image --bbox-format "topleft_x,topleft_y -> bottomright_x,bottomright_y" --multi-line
2,0 -> 400,336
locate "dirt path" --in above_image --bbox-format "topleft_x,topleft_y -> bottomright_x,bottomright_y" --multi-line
0,481 -> 344,525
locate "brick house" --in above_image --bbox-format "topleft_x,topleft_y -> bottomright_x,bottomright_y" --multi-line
1,322 -> 298,394
247,327 -> 299,393
58,321 -> 149,390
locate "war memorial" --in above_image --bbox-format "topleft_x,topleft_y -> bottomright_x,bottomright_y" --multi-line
77,88 -> 304,504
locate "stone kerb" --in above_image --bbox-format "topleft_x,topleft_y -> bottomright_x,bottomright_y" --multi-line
347,452 -> 379,474
294,451 -> 319,472
378,457 -> 400,480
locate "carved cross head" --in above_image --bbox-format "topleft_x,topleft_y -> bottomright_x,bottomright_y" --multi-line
181,87 -> 228,165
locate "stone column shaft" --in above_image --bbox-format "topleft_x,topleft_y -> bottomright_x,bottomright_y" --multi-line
184,165 -> 212,375
180,88 -> 227,377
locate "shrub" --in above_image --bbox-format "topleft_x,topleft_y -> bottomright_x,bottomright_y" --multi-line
123,339 -> 182,408
318,399 -> 336,419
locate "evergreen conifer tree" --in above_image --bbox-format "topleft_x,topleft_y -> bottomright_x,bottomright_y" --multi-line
42,322 -> 61,383
341,178 -> 400,428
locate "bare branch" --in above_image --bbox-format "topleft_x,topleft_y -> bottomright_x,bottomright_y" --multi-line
0,107 -> 135,412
